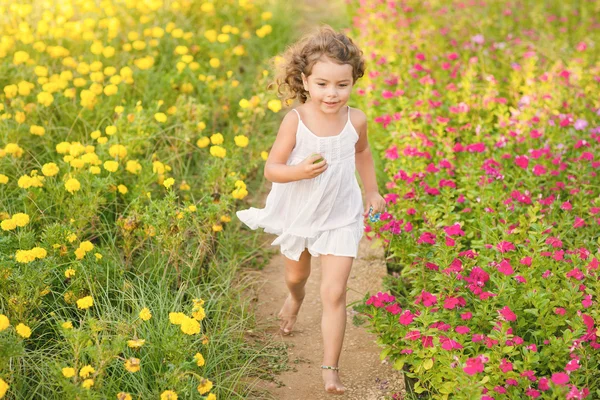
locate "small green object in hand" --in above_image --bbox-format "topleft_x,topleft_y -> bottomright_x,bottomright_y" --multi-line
312,153 -> 324,164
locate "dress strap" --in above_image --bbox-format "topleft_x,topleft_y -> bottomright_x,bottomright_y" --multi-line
292,108 -> 302,122
347,105 -> 351,122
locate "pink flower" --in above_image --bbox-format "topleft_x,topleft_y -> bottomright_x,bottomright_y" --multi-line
398,310 -> 415,325
417,232 -> 436,245
554,307 -> 566,315
551,372 -> 569,386
461,312 -> 473,320
444,223 -> 465,236
538,377 -> 550,391
533,164 -> 547,176
463,354 -> 488,375
385,145 -> 399,160
404,330 -> 421,341
582,294 -> 592,308
498,306 -> 517,322
525,388 -> 541,398
561,201 -> 573,210
497,241 -> 515,253
499,358 -> 513,373
497,259 -> 514,275
455,326 -> 470,335
415,290 -> 438,307
565,359 -> 580,372
520,256 -> 532,266
573,217 -> 586,228
515,155 -> 529,169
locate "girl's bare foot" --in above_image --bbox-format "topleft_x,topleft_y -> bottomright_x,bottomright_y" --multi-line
322,369 -> 345,394
277,294 -> 303,335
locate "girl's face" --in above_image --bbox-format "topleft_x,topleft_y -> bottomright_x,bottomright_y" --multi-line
302,57 -> 354,115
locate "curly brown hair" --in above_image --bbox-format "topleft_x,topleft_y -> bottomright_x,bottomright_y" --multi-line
272,25 -> 366,105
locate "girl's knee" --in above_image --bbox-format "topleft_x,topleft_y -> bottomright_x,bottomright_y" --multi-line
320,284 -> 346,304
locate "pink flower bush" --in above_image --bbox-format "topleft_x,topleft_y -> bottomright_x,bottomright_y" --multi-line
353,1 -> 599,399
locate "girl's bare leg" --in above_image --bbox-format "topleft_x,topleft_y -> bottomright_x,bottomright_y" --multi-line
320,254 -> 353,394
278,248 -> 312,334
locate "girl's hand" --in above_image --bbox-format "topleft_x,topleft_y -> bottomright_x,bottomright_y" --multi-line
363,191 -> 386,218
296,153 -> 328,179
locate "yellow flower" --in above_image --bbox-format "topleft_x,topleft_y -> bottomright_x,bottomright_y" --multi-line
196,137 -> 210,148
197,377 -> 213,395
188,205 -> 197,212
139,307 -> 152,321
194,352 -> 205,367
65,268 -> 76,278
200,2 -> 214,12
209,146 -> 226,158
104,160 -> 119,172
239,99 -> 250,109
207,394 -> 216,400
192,307 -> 205,321
37,91 -> 54,107
62,321 -> 73,329
15,323 -> 32,338
209,58 -> 220,68
267,99 -> 282,113
0,174 -> 8,184
118,184 -> 128,194
220,215 -> 231,223
82,379 -> 94,389
42,162 -> 59,176
210,133 -> 224,145
105,125 -> 117,135
180,316 -> 201,335
124,357 -> 140,373
109,144 -> 127,159
169,312 -> 186,325
76,296 -> 94,310
79,365 -> 95,378
74,247 -> 86,260
117,393 -> 133,400
30,125 -> 46,136
161,178 -> 174,189
12,213 -> 29,227
126,160 -> 142,174
1,219 -> 16,231
62,367 -> 75,378
0,378 -> 8,398
160,390 -> 178,400
154,113 -> 167,123
0,314 -> 10,331
127,339 -> 145,348
65,178 -> 81,194
212,224 -> 223,232
234,135 -> 249,147
80,241 -> 94,252
261,11 -> 273,20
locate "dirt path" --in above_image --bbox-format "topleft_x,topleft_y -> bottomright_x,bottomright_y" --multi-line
239,1 -> 405,398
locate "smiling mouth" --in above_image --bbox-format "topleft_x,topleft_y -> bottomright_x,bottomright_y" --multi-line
324,101 -> 339,105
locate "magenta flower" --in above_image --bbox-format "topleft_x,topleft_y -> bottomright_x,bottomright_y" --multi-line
496,241 -> 515,253
551,372 -> 569,386
444,223 -> 465,236
455,325 -> 470,334
515,155 -> 529,169
565,359 -> 580,372
417,232 -> 436,245
498,306 -> 517,322
532,164 -> 547,176
573,217 -> 586,228
385,144 -> 399,160
463,354 -> 487,375
497,259 -> 514,275
398,310 -> 415,325
499,358 -> 513,373
538,377 -> 550,391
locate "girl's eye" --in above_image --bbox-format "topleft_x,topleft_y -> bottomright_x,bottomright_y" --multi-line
318,83 -> 326,86
339,85 -> 348,87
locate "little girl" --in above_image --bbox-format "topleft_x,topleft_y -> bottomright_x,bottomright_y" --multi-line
236,25 -> 385,395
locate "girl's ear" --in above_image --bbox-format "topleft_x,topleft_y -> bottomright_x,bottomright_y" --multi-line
301,73 -> 308,91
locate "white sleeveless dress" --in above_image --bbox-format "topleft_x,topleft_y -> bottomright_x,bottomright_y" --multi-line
236,106 -> 364,262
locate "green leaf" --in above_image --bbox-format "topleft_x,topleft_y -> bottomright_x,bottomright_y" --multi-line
379,347 -> 391,361
423,358 -> 434,370
393,358 -> 405,371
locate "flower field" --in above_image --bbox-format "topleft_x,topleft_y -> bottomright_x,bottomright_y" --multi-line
351,1 -> 600,399
0,0 -> 296,398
